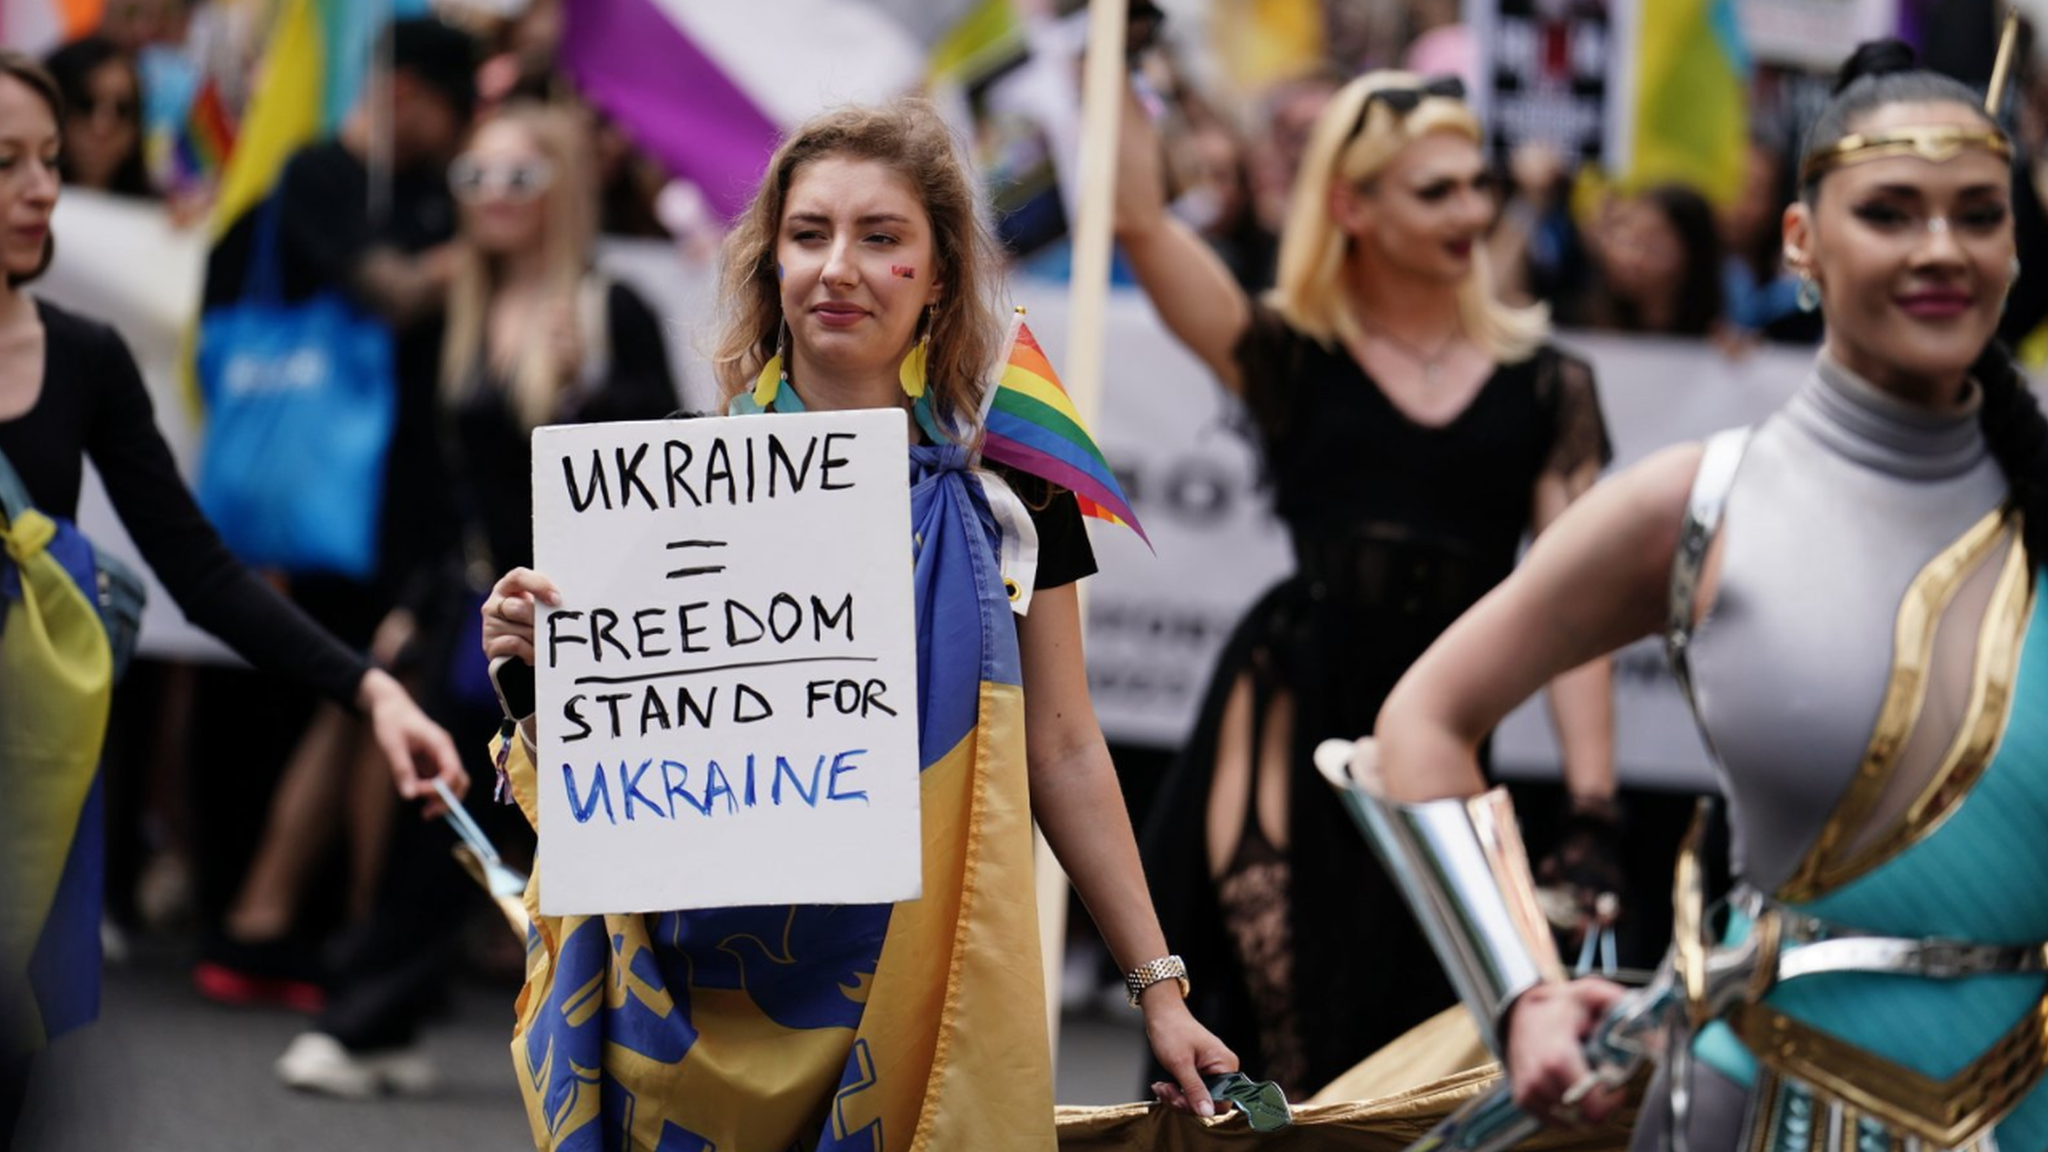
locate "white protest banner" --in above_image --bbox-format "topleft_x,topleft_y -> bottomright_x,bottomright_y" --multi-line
1737,0 -> 1898,69
531,409 -> 921,914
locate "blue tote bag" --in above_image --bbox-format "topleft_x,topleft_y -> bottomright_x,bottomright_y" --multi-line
195,197 -> 395,580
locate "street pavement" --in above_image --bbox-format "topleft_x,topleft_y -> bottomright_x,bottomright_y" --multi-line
13,941 -> 1151,1150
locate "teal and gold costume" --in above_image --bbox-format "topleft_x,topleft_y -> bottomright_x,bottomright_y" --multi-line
1327,355 -> 2048,1152
1645,356 -> 2048,1151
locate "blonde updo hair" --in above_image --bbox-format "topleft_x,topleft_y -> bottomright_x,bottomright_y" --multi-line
1269,70 -> 1548,363
712,99 -> 1006,431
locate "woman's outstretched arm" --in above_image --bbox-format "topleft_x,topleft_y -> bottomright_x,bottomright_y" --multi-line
1375,443 -> 1699,800
1372,444 -> 1703,1125
1016,583 -> 1239,1116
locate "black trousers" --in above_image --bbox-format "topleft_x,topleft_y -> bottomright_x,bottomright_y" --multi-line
315,699 -> 528,1052
2,1055 -> 31,1151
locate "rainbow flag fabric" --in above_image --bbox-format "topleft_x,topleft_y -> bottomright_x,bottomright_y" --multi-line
172,78 -> 236,190
978,314 -> 1149,546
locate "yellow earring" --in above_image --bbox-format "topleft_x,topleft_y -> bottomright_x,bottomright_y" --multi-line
898,335 -> 928,400
899,309 -> 932,400
754,322 -> 789,407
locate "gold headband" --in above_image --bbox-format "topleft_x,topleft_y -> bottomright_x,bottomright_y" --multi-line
1801,8 -> 2021,186
1799,125 -> 2013,185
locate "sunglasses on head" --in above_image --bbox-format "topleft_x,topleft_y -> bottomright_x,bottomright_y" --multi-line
449,155 -> 555,203
1347,75 -> 1466,142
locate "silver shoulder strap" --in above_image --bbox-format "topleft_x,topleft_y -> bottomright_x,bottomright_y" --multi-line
1665,427 -> 1752,716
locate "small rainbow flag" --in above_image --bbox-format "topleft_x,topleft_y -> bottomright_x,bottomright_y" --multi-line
172,79 -> 235,190
979,311 -> 1149,547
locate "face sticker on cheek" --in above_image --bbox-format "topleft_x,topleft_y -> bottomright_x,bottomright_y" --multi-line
776,262 -> 786,282
891,264 -> 916,280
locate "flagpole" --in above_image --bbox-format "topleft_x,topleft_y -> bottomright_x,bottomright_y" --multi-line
1035,0 -> 1130,1059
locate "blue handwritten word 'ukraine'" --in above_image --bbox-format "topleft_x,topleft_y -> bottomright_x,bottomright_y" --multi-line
559,751 -> 871,825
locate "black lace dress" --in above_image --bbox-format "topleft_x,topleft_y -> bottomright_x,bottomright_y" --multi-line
1140,304 -> 1611,1097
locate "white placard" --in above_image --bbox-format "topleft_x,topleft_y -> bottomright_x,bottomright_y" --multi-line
530,410 -> 922,914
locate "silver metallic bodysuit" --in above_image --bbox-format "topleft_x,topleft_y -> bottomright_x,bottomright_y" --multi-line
1688,355 -> 2005,892
1638,355 -> 2025,1152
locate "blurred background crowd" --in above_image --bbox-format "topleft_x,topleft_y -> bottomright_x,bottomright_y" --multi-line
5,0 -> 2046,1138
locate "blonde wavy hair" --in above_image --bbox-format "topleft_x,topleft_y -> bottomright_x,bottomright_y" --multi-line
1269,70 -> 1548,363
439,102 -> 599,431
711,99 -> 1005,430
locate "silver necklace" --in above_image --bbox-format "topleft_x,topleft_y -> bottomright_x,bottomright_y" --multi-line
1363,324 -> 1461,385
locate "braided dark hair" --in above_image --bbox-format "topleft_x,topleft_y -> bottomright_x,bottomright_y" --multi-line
1809,40 -> 2048,569
1972,343 -> 2048,568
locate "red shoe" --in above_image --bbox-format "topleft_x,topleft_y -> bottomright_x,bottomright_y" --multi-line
192,959 -> 326,1013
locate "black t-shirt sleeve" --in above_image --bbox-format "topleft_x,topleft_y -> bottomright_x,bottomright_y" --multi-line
76,316 -> 371,705
1017,475 -> 1098,592
588,282 -> 680,422
1537,348 -> 1612,479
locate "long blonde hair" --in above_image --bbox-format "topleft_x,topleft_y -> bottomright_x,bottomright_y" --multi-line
439,102 -> 599,431
1269,70 -> 1548,362
711,99 -> 1005,430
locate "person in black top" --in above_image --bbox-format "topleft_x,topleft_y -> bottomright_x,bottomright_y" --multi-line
203,15 -> 479,595
1113,69 -> 1618,1096
189,16 -> 479,1003
273,100 -> 681,1098
0,48 -> 464,1140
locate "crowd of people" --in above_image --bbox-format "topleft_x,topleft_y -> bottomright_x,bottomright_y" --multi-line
4,0 -> 2048,1150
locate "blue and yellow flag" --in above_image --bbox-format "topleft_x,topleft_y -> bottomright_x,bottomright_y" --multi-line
501,443 -> 1054,1149
1625,0 -> 1749,206
210,0 -> 428,239
1,506 -> 115,1055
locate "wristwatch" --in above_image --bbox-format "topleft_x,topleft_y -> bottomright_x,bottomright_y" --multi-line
1124,954 -> 1189,1008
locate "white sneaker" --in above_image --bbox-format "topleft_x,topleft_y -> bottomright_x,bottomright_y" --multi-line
275,1032 -> 440,1099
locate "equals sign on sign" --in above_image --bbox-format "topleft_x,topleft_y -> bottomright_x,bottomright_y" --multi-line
666,539 -> 729,580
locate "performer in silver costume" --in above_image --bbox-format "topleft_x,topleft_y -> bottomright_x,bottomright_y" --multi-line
1331,33 -> 2048,1152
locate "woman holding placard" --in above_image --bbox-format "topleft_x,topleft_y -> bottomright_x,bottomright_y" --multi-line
1113,70 -> 1619,1095
480,99 -> 1236,1149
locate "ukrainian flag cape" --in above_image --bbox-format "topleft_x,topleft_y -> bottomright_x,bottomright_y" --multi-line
502,441 -> 1054,1151
0,505 -> 114,1056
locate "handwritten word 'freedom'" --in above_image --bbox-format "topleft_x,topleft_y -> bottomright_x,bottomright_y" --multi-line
560,750 -> 871,824
546,593 -> 855,669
